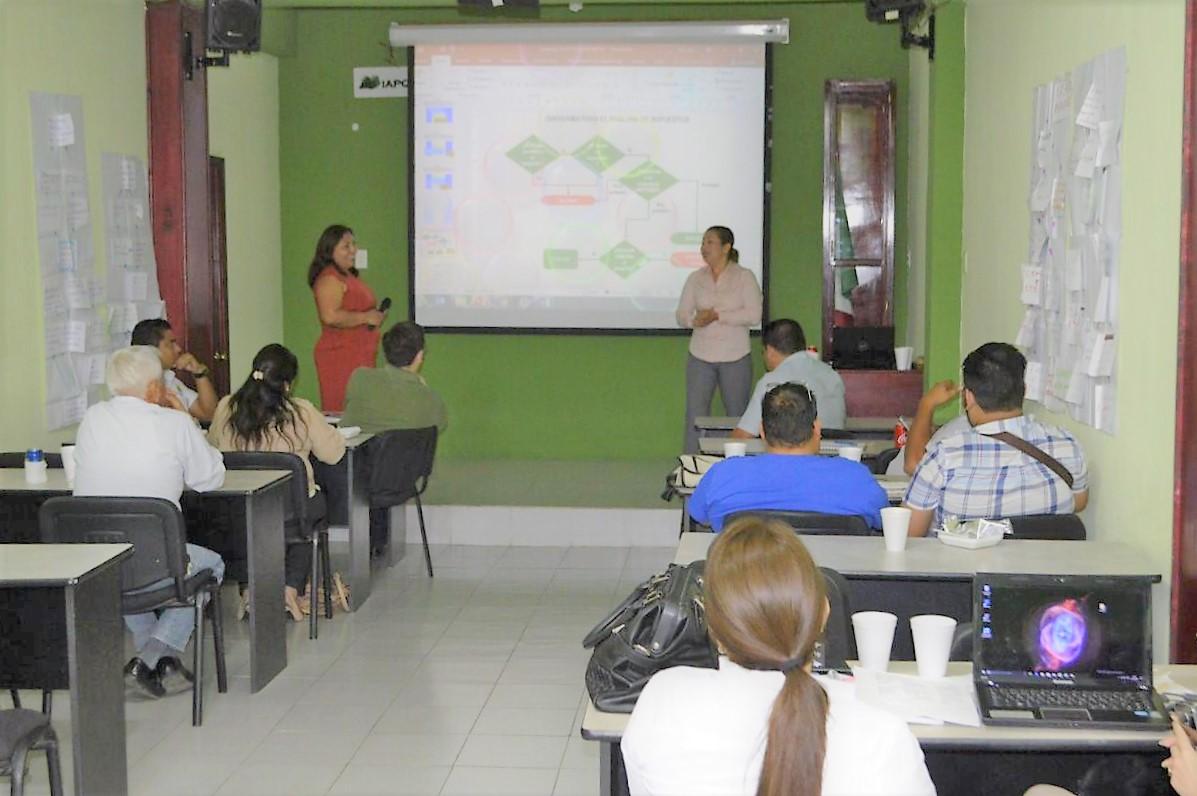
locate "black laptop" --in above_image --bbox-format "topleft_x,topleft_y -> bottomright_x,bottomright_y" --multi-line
972,573 -> 1168,730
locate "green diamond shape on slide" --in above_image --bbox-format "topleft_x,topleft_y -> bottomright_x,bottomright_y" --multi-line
601,241 -> 646,279
507,135 -> 558,174
572,136 -> 624,174
620,161 -> 677,200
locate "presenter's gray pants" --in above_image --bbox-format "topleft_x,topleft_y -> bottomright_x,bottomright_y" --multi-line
684,353 -> 753,453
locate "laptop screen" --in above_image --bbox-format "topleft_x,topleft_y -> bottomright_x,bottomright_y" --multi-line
974,574 -> 1152,688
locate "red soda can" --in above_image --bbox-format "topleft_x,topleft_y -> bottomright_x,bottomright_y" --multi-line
894,422 -> 908,448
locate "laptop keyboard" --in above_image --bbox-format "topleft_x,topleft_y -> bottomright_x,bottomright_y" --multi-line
990,687 -> 1153,712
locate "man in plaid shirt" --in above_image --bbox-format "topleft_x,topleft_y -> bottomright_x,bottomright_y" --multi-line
903,342 -> 1089,537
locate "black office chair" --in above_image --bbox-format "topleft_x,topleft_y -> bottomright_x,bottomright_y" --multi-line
363,427 -> 438,577
870,447 -> 902,475
724,509 -> 875,536
0,709 -> 62,796
819,567 -> 855,668
38,496 -> 228,727
221,451 -> 333,639
1005,514 -> 1087,541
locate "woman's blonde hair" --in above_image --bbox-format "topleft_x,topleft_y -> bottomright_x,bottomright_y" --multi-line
705,516 -> 828,796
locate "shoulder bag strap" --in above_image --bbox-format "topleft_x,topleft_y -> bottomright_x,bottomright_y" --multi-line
981,431 -> 1075,489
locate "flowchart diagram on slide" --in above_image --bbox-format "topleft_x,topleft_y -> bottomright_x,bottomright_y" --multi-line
501,131 -> 709,280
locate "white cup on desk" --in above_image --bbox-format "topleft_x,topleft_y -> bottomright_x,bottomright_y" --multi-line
723,441 -> 747,458
895,346 -> 914,371
910,614 -> 957,678
880,506 -> 912,552
60,444 -> 76,484
838,445 -> 863,462
851,611 -> 897,672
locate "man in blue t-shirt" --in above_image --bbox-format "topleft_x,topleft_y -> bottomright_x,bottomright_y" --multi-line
689,381 -> 888,532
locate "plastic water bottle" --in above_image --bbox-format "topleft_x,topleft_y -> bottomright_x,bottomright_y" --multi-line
24,448 -> 48,484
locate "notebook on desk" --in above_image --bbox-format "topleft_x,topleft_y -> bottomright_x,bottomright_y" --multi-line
972,573 -> 1168,730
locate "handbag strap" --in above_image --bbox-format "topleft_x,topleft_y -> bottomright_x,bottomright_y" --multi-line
982,431 -> 1075,489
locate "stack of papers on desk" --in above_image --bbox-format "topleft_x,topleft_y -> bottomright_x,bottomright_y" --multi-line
852,669 -> 981,727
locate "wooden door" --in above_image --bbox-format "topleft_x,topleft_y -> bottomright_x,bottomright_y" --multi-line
1172,0 -> 1197,662
208,156 -> 231,394
146,1 -> 226,388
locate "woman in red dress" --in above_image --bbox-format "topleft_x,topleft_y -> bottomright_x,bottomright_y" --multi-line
309,224 -> 387,412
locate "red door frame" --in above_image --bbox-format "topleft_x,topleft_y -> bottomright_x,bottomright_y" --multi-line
1171,0 -> 1197,662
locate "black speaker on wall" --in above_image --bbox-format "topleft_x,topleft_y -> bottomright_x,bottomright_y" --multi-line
206,0 -> 261,52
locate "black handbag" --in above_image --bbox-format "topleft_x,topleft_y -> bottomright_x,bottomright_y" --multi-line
582,560 -> 718,713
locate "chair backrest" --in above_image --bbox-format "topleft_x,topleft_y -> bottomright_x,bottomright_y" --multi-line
220,450 -> 316,539
819,566 -> 854,667
870,447 -> 901,475
1005,513 -> 1086,541
363,427 -> 438,509
724,509 -> 874,536
0,451 -> 63,468
38,496 -> 189,594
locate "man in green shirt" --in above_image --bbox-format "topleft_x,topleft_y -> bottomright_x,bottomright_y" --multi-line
341,321 -> 448,435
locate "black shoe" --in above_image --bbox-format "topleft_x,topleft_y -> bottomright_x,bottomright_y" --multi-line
124,658 -> 165,698
156,656 -> 195,688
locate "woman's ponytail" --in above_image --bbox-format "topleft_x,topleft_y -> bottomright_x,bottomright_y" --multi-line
757,669 -> 828,796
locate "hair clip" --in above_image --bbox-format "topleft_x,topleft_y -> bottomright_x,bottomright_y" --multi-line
252,370 -> 264,381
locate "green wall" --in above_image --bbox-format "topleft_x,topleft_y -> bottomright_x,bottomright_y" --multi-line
278,2 -> 912,460
923,2 -> 965,422
961,0 -> 1185,652
0,0 -> 147,451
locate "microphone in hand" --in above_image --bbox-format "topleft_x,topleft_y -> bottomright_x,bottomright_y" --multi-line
369,297 -> 391,330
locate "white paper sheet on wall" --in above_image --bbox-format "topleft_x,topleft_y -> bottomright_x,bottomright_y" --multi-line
1016,47 -> 1124,435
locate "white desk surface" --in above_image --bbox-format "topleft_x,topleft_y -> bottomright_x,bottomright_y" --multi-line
582,662 -> 1197,745
698,437 -> 892,458
0,468 -> 290,496
0,543 -> 132,585
673,532 -> 1161,581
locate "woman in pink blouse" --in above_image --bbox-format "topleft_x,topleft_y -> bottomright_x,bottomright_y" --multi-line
675,226 -> 763,453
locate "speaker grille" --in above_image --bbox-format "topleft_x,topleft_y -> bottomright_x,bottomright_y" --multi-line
207,0 -> 262,52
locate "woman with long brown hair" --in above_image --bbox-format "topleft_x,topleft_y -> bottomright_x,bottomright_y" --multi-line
622,517 -> 934,795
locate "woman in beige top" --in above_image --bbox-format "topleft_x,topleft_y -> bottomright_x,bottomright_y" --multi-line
207,344 -> 346,620
675,226 -> 763,453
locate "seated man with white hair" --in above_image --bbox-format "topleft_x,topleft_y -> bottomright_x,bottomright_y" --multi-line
73,345 -> 227,698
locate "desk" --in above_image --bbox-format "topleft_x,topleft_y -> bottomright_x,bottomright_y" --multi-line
582,661 -> 1192,796
0,543 -> 132,795
674,532 -> 1160,658
697,436 -> 893,458
697,415 -> 899,435
0,468 -> 291,692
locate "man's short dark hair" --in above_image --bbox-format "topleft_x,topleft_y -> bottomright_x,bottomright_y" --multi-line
962,342 -> 1026,412
761,382 -> 818,447
382,321 -> 425,368
762,319 -> 806,356
130,318 -> 172,347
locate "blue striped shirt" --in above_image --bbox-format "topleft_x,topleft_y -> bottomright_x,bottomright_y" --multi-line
904,415 -> 1088,530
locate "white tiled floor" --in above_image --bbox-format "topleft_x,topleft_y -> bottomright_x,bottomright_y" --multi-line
11,543 -> 674,796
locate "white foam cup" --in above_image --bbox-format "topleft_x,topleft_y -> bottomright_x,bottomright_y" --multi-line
910,614 -> 958,678
880,506 -> 912,552
723,441 -> 747,458
852,611 -> 897,672
60,444 -> 77,483
895,346 -> 914,371
838,445 -> 863,462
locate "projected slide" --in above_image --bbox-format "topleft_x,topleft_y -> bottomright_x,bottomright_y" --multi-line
412,42 -> 766,330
